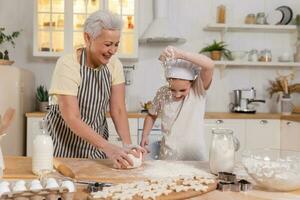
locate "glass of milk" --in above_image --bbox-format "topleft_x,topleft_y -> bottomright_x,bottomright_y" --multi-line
209,129 -> 239,174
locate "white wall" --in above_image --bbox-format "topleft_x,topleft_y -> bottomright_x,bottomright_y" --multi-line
1,0 -> 300,113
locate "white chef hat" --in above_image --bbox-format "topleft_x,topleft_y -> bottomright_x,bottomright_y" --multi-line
165,59 -> 198,81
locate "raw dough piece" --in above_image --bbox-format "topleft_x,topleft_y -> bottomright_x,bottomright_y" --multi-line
126,152 -> 142,169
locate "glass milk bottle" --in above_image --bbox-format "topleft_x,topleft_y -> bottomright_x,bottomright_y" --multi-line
209,129 -> 240,174
32,119 -> 54,175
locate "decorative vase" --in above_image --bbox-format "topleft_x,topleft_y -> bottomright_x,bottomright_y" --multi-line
210,51 -> 222,60
294,41 -> 300,62
38,101 -> 49,112
281,94 -> 292,115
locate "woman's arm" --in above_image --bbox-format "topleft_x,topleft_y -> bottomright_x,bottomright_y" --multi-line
109,83 -> 146,156
109,83 -> 131,145
58,95 -> 133,168
58,95 -> 108,148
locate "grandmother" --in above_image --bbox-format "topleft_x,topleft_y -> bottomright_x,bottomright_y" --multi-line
46,10 -> 145,168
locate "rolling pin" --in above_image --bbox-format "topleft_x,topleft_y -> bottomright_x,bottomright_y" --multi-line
53,159 -> 75,179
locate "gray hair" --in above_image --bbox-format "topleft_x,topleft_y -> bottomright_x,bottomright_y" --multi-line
84,10 -> 123,39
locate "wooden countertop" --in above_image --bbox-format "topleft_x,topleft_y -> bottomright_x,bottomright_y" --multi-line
25,112 -> 300,122
3,156 -> 300,200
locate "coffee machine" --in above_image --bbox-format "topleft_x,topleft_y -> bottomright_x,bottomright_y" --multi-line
231,87 -> 265,113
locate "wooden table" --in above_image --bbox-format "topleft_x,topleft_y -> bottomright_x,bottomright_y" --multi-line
3,156 -> 300,200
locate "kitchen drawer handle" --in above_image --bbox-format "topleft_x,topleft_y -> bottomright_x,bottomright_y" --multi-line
260,120 -> 268,125
216,120 -> 224,124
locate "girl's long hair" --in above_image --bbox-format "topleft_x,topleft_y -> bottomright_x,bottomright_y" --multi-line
192,73 -> 205,97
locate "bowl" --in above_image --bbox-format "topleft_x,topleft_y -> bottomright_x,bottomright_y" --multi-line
242,148 -> 300,191
231,51 -> 248,61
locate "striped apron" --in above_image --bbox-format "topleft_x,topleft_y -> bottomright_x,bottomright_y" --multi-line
46,49 -> 112,159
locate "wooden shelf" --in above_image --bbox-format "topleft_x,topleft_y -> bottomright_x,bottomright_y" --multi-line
204,23 -> 297,33
214,61 -> 300,67
0,59 -> 14,65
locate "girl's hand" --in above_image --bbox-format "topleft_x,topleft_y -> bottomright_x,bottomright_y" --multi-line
159,46 -> 184,62
140,135 -> 150,153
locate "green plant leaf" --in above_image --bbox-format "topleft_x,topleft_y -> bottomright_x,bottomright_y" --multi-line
200,40 -> 229,53
0,28 -> 21,48
36,85 -> 49,102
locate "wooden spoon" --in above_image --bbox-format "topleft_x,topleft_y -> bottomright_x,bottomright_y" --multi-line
0,108 -> 15,136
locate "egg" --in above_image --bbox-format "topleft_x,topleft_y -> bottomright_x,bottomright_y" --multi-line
12,184 -> 26,192
46,178 -> 59,189
61,181 -> 75,192
30,179 -> 43,191
15,180 -> 26,186
0,184 -> 10,196
0,181 -> 9,187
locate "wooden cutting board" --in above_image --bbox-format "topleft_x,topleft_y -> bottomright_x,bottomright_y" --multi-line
53,158 -> 212,183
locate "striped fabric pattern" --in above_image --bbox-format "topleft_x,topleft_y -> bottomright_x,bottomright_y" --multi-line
46,49 -> 112,159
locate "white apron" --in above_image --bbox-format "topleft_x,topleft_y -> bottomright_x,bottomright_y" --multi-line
159,90 -> 207,161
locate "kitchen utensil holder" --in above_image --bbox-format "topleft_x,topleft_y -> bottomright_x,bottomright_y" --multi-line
281,96 -> 292,115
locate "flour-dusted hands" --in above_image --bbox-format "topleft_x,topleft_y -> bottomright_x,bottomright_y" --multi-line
102,143 -> 134,169
140,135 -> 150,153
159,46 -> 185,62
123,143 -> 147,159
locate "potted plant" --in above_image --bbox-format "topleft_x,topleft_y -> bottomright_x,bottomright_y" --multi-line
36,85 -> 49,112
0,27 -> 21,63
267,71 -> 300,114
200,40 -> 232,61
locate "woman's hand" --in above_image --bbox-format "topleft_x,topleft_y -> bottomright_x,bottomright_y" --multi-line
102,143 -> 133,169
123,144 -> 148,159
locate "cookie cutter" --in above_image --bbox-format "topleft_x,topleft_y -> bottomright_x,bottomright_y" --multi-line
217,181 -> 233,191
239,179 -> 252,191
217,172 -> 252,192
218,172 -> 237,182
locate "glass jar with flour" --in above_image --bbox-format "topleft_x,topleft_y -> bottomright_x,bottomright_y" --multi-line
209,129 -> 240,174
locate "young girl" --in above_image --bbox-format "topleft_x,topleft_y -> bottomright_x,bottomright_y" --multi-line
140,46 -> 214,161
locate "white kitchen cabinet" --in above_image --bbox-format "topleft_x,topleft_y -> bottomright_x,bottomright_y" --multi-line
26,117 -> 44,156
33,0 -> 138,60
280,120 -> 300,151
204,119 -> 246,160
107,118 -> 138,146
245,119 -> 280,150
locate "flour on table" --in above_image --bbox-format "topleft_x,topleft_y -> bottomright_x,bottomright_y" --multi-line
141,160 -> 213,179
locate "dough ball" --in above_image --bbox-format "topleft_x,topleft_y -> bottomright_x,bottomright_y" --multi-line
127,152 -> 142,169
